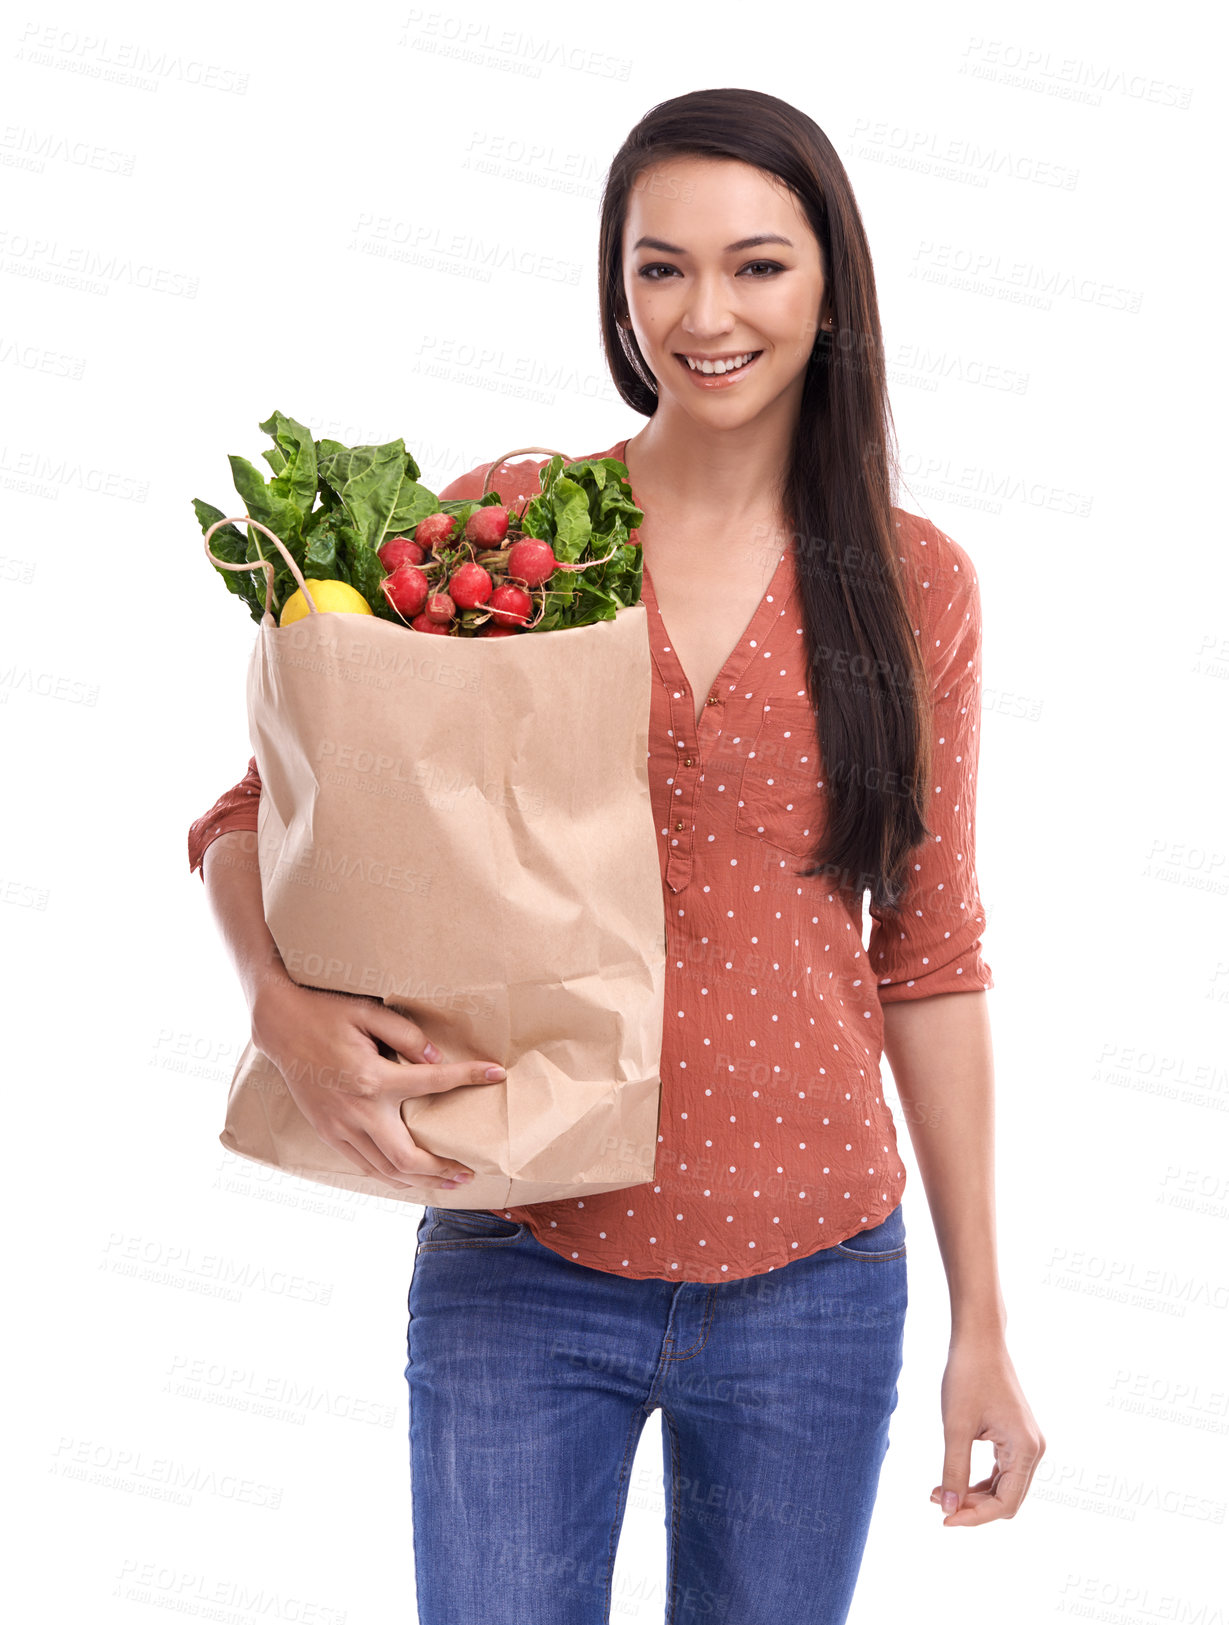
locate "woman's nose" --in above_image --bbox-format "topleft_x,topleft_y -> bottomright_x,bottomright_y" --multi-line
681,278 -> 736,338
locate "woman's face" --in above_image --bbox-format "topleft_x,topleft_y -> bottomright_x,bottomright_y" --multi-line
621,155 -> 829,428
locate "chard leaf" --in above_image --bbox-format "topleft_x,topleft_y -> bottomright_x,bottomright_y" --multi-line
303,509 -> 360,591
258,411 -> 318,521
244,529 -> 272,615
537,454 -> 566,491
519,491 -> 551,540
341,532 -> 387,614
304,526 -> 339,578
192,500 -> 246,558
550,476 -> 591,562
302,505 -> 331,542
386,478 -> 439,535
316,439 -> 407,552
439,496 -> 499,528
193,498 -> 263,622
227,454 -> 307,556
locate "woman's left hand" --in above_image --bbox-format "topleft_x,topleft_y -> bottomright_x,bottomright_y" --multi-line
929,1330 -> 1046,1526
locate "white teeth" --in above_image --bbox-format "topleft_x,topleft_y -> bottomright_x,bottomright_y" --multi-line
683,351 -> 756,375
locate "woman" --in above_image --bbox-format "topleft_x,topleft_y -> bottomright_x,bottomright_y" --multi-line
191,88 -> 1044,1625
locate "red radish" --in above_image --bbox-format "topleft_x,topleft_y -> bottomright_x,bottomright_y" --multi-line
448,562 -> 493,609
410,614 -> 450,635
488,582 -> 532,627
378,535 -> 426,571
382,563 -> 429,618
480,624 -> 521,637
506,538 -> 557,588
465,505 -> 508,546
424,590 -> 455,625
415,512 -> 457,549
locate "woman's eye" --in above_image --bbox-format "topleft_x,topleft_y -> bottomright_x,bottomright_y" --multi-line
636,261 -> 785,280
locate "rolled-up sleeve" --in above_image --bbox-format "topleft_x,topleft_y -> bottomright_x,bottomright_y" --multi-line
868,525 -> 994,1003
188,756 -> 262,881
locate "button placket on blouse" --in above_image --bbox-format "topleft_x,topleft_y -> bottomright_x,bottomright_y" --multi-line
642,613 -> 705,895
643,549 -> 795,897
661,684 -> 712,893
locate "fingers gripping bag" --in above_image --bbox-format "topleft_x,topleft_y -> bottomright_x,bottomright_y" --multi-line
196,430 -> 665,1209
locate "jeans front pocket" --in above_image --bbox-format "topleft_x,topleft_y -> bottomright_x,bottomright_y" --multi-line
734,698 -> 826,860
416,1207 -> 527,1252
833,1201 -> 907,1261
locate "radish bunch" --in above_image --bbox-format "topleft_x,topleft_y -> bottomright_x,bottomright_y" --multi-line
376,498 -> 614,638
193,419 -> 647,633
198,416 -> 644,637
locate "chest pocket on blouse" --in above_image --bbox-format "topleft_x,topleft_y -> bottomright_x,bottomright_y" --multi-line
735,698 -> 826,859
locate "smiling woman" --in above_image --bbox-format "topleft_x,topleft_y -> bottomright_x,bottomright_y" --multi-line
190,83 -> 1044,1625
601,126 -> 939,926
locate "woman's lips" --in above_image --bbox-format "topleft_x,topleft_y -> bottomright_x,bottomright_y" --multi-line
674,350 -> 764,389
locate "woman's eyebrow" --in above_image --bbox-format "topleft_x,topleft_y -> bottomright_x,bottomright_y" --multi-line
631,233 -> 794,254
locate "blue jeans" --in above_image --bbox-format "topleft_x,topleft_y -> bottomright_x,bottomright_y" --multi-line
406,1200 -> 908,1624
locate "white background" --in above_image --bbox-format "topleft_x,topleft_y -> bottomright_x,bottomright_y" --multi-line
2,1 -> 1225,1621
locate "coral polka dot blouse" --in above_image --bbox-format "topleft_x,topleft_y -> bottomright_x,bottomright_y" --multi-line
188,435 -> 994,1284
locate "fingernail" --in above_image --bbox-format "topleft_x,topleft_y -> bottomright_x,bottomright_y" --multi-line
942,1491 -> 958,1512
439,1179 -> 463,1189
485,1066 -> 507,1081
424,1042 -> 441,1062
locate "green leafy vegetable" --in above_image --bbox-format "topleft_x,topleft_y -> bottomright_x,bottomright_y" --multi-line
193,413 -> 644,631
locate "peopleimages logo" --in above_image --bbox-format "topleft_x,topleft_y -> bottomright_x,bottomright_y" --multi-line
851,116 -> 1080,190
910,240 -> 1143,315
0,440 -> 148,500
0,228 -> 199,297
14,24 -> 250,94
397,12 -> 633,81
0,664 -> 100,705
113,1560 -> 347,1625
271,846 -> 433,898
349,212 -> 584,284
958,37 -> 1193,110
0,336 -> 86,380
0,123 -> 136,176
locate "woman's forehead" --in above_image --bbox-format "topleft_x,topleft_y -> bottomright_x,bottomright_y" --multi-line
624,160 -> 812,243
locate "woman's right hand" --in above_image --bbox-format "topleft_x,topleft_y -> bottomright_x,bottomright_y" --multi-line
250,976 -> 506,1191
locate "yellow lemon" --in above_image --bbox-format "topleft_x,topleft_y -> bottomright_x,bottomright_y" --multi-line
279,578 -> 374,626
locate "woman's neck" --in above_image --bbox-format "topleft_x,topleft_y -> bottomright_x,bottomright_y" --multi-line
619,415 -> 795,558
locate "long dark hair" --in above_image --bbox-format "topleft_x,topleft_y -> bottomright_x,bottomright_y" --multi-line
597,88 -> 934,913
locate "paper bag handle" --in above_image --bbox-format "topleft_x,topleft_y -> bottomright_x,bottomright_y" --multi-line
482,447 -> 571,499
202,514 -> 319,627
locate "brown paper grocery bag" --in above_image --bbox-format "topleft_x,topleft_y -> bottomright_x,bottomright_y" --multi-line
202,507 -> 665,1210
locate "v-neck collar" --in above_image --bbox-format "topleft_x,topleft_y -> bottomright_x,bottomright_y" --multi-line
611,434 -> 796,705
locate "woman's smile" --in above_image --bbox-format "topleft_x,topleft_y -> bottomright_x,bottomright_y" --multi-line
675,349 -> 765,386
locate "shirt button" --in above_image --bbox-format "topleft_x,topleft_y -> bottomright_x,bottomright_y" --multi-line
683,757 -> 694,767
674,820 -> 685,831
705,695 -> 719,706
